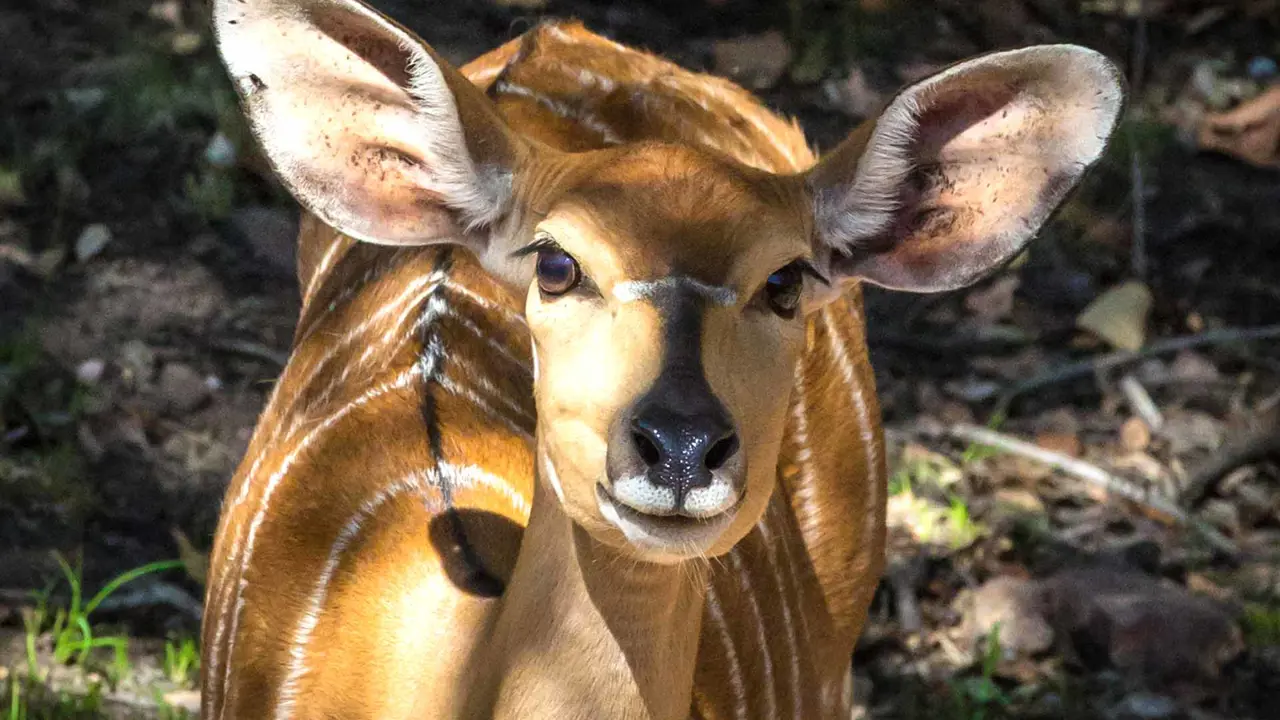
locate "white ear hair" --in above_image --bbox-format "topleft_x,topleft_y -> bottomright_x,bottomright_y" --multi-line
813,92 -> 921,250
401,40 -> 512,232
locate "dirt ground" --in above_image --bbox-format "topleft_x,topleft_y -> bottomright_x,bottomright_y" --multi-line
2,0 -> 1279,717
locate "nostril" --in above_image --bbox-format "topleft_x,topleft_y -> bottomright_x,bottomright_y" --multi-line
632,430 -> 662,467
704,433 -> 739,471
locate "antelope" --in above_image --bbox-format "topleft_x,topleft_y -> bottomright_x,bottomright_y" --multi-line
201,0 -> 1123,717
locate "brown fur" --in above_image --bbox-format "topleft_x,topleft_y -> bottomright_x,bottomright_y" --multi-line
203,6 -> 1121,718
202,21 -> 881,719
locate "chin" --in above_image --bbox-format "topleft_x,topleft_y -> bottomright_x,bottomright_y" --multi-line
592,481 -> 747,564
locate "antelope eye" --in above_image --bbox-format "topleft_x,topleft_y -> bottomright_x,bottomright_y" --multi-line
536,248 -> 581,296
764,263 -> 803,318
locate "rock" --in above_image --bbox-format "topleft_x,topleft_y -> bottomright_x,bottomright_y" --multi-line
158,362 -> 210,414
712,32 -> 791,90
1042,566 -> 1243,689
961,576 -> 1053,655
74,223 -> 112,262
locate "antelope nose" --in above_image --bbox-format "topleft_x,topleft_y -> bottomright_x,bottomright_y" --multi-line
605,376 -> 745,518
630,405 -> 739,489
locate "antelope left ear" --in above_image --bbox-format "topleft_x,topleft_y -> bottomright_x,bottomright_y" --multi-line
805,45 -> 1124,295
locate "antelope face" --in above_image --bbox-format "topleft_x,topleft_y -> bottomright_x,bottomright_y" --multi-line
215,0 -> 1123,563
520,146 -> 815,560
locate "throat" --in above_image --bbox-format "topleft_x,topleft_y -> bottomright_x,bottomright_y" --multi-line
481,476 -> 709,720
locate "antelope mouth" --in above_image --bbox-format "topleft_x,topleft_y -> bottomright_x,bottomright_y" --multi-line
595,482 -> 743,557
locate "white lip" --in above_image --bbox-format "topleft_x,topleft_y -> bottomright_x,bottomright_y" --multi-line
595,483 -> 741,560
611,473 -> 738,518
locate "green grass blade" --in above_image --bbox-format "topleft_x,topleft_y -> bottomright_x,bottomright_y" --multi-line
84,559 -> 183,616
74,614 -> 94,666
8,674 -> 19,720
52,552 -> 82,620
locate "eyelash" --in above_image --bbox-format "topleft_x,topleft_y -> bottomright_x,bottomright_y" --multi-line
510,233 -> 562,259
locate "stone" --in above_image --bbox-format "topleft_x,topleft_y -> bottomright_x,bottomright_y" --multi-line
1041,566 -> 1243,689
960,576 -> 1053,655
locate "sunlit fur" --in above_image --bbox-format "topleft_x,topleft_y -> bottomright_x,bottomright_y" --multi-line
508,144 -> 813,561
203,22 -> 879,716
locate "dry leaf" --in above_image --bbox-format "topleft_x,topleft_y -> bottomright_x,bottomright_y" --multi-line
172,527 -> 208,586
1077,280 -> 1153,351
1036,431 -> 1083,458
1197,85 -> 1280,170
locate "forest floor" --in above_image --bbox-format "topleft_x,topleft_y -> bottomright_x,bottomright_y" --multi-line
1,0 -> 1279,717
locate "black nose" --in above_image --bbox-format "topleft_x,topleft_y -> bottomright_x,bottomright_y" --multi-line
630,400 -> 739,494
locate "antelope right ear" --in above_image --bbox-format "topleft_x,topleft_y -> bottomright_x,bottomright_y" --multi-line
805,45 -> 1124,296
213,0 -> 527,259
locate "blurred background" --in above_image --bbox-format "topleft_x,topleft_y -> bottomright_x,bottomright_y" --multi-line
1,0 -> 1279,717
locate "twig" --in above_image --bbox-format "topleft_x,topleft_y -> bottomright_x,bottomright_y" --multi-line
1119,373 -> 1164,430
210,338 -> 289,368
994,324 -> 1280,416
931,423 -> 1238,556
1128,0 -> 1149,279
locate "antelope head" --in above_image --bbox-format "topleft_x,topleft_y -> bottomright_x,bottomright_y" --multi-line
214,0 -> 1123,563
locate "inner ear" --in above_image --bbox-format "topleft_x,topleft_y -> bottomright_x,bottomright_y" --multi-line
212,0 -> 528,252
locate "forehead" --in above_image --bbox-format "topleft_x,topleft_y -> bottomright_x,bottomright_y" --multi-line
542,144 -> 810,282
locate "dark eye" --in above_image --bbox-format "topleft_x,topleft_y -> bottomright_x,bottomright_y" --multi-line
536,248 -> 581,296
763,263 -> 803,318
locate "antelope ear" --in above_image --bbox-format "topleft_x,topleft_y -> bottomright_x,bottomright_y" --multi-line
212,0 -> 525,253
806,45 -> 1124,295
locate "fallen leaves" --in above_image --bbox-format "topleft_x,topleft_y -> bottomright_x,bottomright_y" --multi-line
1077,281 -> 1153,351
1198,85 -> 1280,170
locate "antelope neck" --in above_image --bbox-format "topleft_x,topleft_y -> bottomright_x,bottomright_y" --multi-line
484,473 -> 709,720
